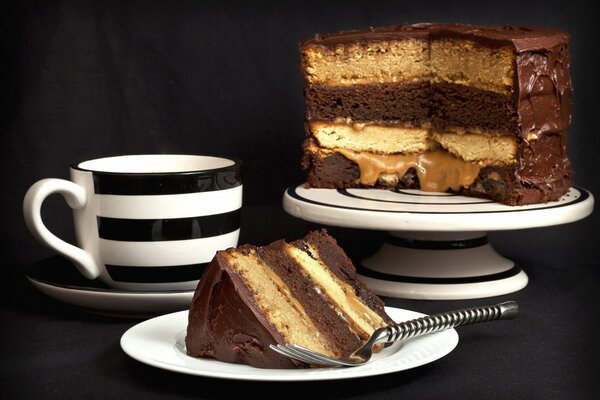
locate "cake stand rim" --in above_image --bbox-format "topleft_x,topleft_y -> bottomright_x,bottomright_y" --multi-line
282,184 -> 594,232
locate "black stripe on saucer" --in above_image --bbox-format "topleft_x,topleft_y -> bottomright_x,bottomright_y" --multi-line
106,263 -> 207,283
91,166 -> 241,195
97,209 -> 241,241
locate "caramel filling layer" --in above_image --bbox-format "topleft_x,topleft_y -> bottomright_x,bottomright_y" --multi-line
337,148 -> 481,191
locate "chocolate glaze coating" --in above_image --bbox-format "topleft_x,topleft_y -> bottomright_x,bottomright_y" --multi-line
300,23 -> 573,205
185,248 -> 301,369
301,23 -> 569,52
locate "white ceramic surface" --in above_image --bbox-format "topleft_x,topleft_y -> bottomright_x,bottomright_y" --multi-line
359,235 -> 528,300
120,307 -> 459,381
283,185 -> 594,299
283,185 -> 594,232
26,258 -> 194,317
28,279 -> 194,318
23,154 -> 242,291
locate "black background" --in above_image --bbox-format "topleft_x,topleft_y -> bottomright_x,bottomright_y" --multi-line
2,0 -> 600,399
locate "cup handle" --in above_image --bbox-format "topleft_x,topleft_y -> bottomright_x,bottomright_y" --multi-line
23,178 -> 102,280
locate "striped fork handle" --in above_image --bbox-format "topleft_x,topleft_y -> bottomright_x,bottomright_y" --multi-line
382,301 -> 519,343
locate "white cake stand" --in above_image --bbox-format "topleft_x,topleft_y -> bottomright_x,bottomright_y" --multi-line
282,184 -> 594,300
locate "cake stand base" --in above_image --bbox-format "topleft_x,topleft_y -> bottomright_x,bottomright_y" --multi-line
283,184 -> 593,300
358,231 -> 528,300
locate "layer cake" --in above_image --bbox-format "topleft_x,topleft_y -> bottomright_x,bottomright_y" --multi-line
185,229 -> 393,369
300,23 -> 573,205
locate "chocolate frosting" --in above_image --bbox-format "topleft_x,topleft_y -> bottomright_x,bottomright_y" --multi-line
301,23 -> 569,52
185,251 -> 301,369
300,23 -> 573,204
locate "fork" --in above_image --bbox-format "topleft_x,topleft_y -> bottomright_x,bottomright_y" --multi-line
270,301 -> 518,367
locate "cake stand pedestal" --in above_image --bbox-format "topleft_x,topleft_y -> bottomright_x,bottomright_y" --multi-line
283,185 -> 594,300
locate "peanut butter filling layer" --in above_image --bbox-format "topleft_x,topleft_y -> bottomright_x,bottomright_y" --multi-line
286,243 -> 388,342
225,250 -> 336,357
303,38 -> 513,94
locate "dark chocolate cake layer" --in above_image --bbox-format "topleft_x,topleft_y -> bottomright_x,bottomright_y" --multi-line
306,82 -> 519,133
305,82 -> 431,127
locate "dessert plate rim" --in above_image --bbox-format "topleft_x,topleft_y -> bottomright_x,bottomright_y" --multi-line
120,306 -> 459,381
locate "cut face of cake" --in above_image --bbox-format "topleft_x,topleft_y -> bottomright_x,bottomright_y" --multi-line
300,23 -> 573,205
185,229 -> 393,369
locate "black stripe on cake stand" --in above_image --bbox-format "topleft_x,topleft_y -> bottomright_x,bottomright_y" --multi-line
286,185 -> 589,214
340,188 -> 494,205
384,234 -> 488,250
356,229 -> 529,298
106,263 -> 208,283
357,264 -> 522,284
97,209 -> 241,241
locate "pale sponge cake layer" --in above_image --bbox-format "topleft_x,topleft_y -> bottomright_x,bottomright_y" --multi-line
430,39 -> 514,94
310,123 -> 518,165
303,39 -> 429,86
302,38 -> 514,94
224,249 -> 336,357
311,122 -> 433,154
431,131 -> 517,164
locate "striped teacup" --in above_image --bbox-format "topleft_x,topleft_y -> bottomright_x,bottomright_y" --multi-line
23,154 -> 242,291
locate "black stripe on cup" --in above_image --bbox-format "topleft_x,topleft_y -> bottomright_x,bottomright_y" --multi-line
106,263 -> 208,283
97,209 -> 241,241
91,167 -> 241,195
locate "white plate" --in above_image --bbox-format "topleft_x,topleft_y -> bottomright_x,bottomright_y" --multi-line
27,256 -> 194,318
120,306 -> 459,381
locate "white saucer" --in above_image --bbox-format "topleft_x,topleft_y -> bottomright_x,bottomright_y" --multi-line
26,257 -> 194,318
120,306 -> 459,381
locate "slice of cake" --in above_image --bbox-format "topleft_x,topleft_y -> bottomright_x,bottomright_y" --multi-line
300,23 -> 573,205
185,229 -> 393,369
